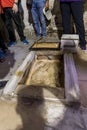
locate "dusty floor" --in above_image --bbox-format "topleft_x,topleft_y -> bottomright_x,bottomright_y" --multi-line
74,48 -> 87,107
0,37 -> 87,130
0,40 -> 34,82
0,98 -> 87,130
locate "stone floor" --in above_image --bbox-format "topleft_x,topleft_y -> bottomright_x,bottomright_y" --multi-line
0,98 -> 87,130
0,36 -> 87,130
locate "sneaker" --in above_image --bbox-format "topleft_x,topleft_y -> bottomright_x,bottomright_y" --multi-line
0,50 -> 5,62
40,36 -> 46,42
8,41 -> 15,47
34,36 -> 42,41
22,39 -> 29,45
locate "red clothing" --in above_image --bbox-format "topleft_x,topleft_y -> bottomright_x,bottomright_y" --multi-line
1,0 -> 14,8
0,0 -> 3,13
0,5 -> 4,13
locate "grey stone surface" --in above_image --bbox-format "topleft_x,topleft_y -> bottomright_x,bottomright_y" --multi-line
0,40 -> 34,82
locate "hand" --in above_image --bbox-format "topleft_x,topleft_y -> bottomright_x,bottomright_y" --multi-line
45,0 -> 49,10
12,3 -> 18,13
0,8 -> 2,14
0,5 -> 3,14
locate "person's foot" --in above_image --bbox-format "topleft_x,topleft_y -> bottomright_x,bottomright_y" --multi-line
40,36 -> 47,42
22,39 -> 29,45
34,36 -> 42,41
8,41 -> 15,47
0,50 -> 5,62
80,45 -> 86,50
79,45 -> 87,55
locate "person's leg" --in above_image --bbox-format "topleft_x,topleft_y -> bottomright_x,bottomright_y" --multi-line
31,1 -> 41,36
0,14 -> 9,44
37,1 -> 46,36
5,8 -> 29,44
60,2 -> 71,34
0,29 -> 7,50
0,17 -> 8,52
71,1 -> 86,49
18,0 -> 25,29
11,10 -> 26,41
0,33 -> 6,61
3,8 -> 16,42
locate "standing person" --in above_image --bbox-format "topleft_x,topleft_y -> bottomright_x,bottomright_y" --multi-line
0,15 -> 8,53
60,0 -> 86,50
0,15 -> 7,62
31,0 -> 49,39
0,3 -> 9,56
1,0 -> 29,47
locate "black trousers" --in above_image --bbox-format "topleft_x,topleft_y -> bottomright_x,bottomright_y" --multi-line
60,1 -> 86,47
0,31 -> 7,50
3,8 -> 26,42
0,15 -> 8,49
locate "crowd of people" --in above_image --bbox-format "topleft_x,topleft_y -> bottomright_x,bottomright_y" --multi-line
0,0 -> 30,62
0,0 -> 86,62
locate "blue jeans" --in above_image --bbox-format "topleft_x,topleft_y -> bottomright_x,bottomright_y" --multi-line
32,1 -> 46,36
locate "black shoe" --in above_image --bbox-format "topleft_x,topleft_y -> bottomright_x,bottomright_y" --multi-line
80,45 -> 86,50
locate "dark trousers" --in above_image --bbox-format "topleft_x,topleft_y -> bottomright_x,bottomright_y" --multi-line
3,8 -> 25,42
0,32 -> 7,50
0,15 -> 8,49
0,14 -> 9,43
60,1 -> 86,47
